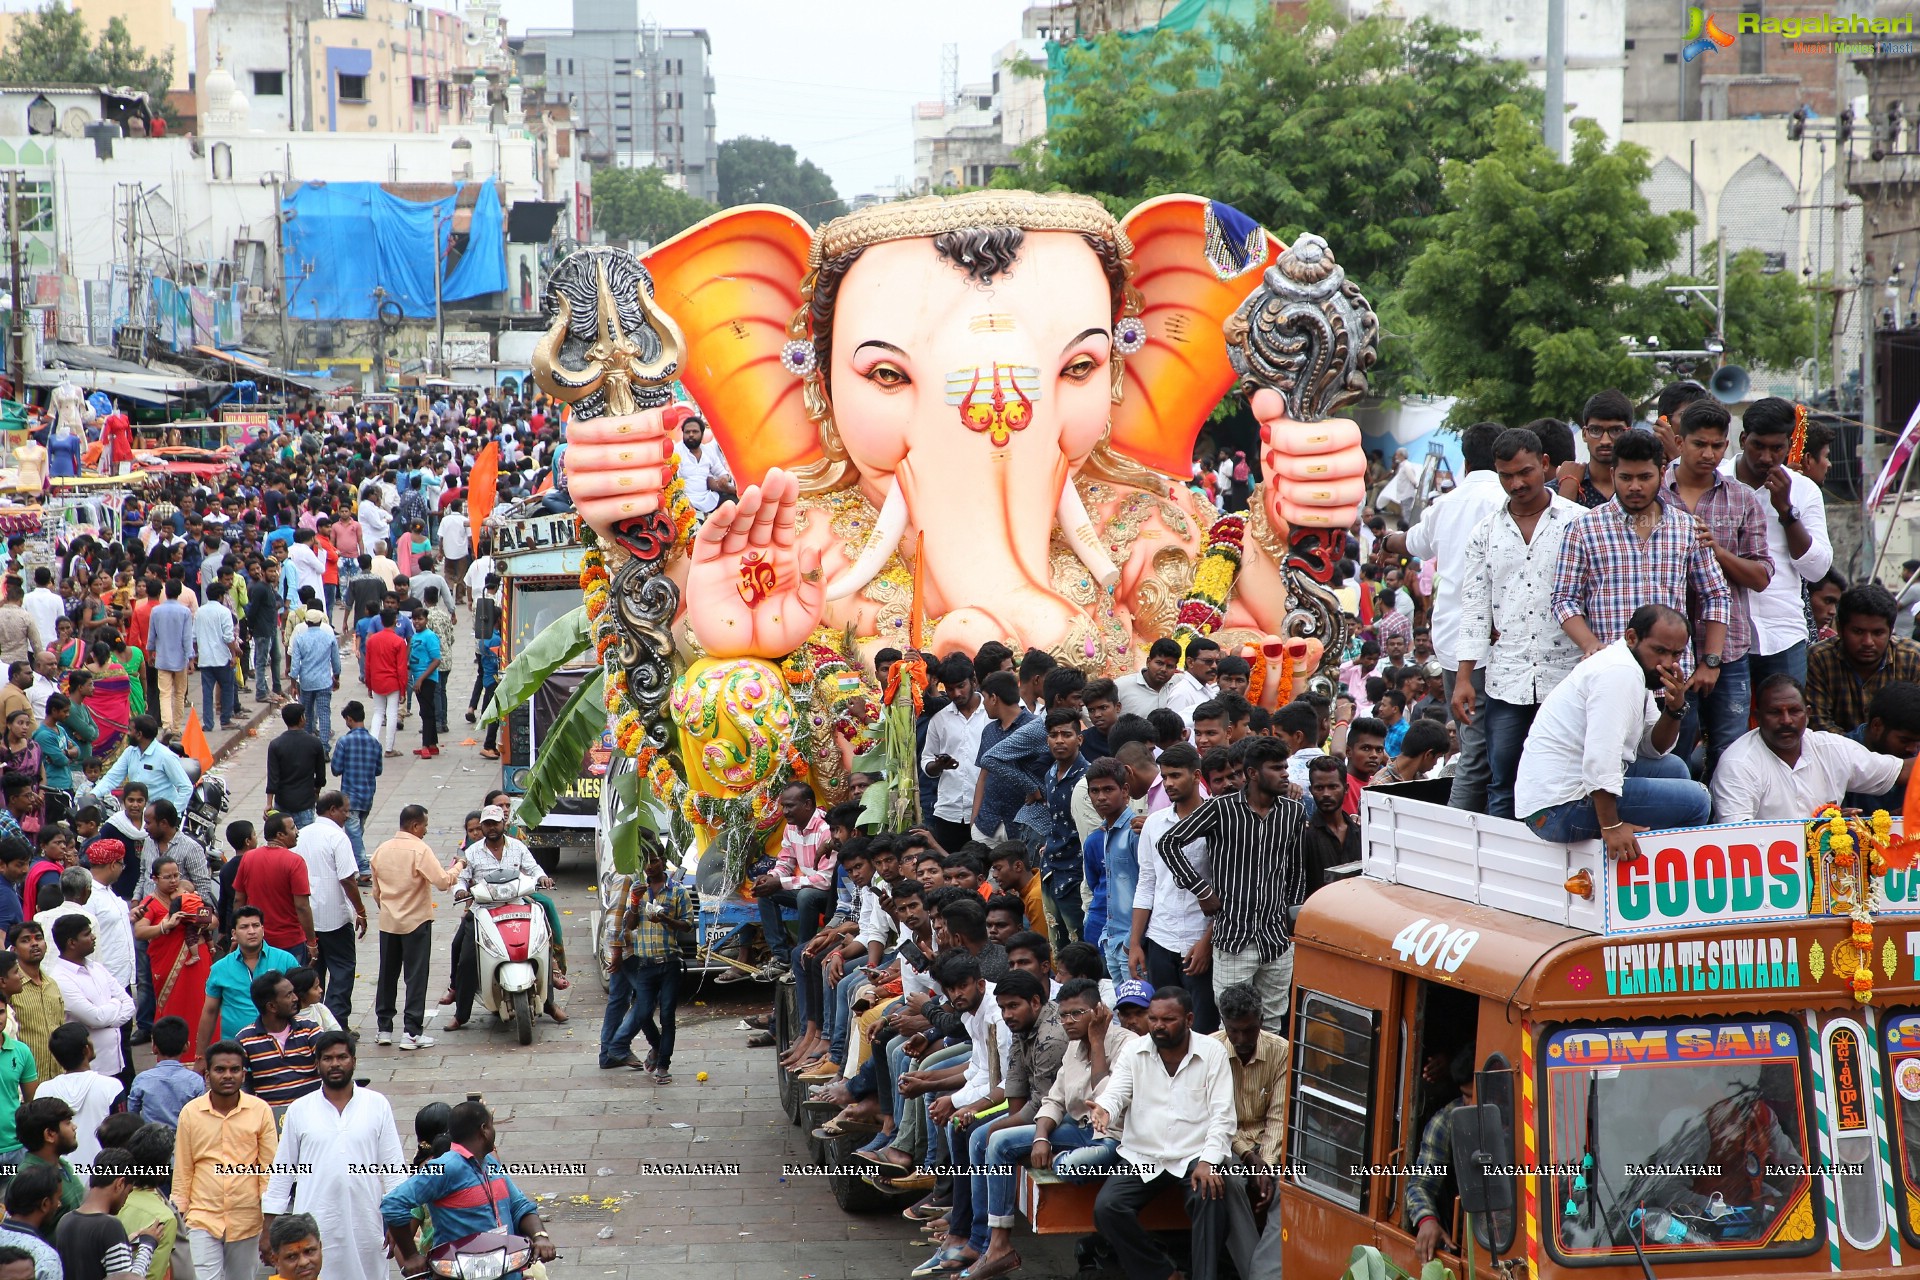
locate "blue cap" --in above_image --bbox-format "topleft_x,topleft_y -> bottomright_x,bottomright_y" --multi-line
1113,979 -> 1155,1009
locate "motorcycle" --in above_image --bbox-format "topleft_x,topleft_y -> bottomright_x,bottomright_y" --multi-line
427,1229 -> 538,1280
458,867 -> 551,1045
182,771 -> 231,851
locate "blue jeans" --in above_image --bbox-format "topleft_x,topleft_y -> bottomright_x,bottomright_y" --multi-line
1483,697 -> 1543,822
1526,754 -> 1712,841
1444,665 -> 1491,813
200,664 -> 237,727
289,808 -> 316,829
252,632 -> 282,696
1686,655 -> 1751,781
1748,640 -> 1808,688
300,688 -> 333,747
345,810 -> 370,875
826,956 -> 887,1066
613,957 -> 680,1070
969,1120 -> 1120,1251
755,886 -> 831,951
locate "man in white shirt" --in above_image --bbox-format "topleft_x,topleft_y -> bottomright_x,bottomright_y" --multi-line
21,568 -> 62,648
297,792 -> 368,1027
1453,426 -> 1586,819
81,836 -> 135,989
1722,397 -> 1832,686
438,501 -> 471,601
671,412 -> 736,516
1113,638 -> 1184,719
1379,422 -> 1508,813
1128,743 -> 1215,1031
921,656 -> 989,854
1514,605 -> 1711,860
46,910 -> 134,1075
1710,674 -> 1912,821
358,494 -> 392,552
25,651 -> 57,720
1090,986 -> 1234,1280
286,529 -> 328,598
1162,638 -> 1219,724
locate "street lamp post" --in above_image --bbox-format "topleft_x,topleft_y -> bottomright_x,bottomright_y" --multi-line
433,206 -> 448,377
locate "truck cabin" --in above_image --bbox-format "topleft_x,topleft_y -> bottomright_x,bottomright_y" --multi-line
1281,790 -> 1920,1280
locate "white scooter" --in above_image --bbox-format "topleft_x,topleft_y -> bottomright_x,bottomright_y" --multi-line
461,867 -> 551,1045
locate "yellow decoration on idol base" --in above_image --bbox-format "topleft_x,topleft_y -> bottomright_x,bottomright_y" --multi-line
671,658 -> 795,799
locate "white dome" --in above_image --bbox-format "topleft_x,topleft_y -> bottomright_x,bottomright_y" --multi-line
205,63 -> 237,113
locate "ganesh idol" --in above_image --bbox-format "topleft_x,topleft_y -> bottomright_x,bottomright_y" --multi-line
558,190 -> 1372,682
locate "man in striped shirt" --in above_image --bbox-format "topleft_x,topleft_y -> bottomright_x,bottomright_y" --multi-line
235,971 -> 320,1109
1153,736 -> 1305,1035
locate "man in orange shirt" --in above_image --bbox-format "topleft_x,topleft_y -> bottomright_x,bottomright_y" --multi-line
368,804 -> 464,1050
314,518 -> 341,618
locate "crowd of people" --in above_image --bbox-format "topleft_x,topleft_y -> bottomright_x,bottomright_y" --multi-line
698,380 -> 1909,1280
0,389 -> 614,1280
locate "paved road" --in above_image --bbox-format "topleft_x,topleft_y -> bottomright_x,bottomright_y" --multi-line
196,639 -> 1081,1280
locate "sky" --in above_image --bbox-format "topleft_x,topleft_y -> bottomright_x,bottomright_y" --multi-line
496,0 -> 1033,197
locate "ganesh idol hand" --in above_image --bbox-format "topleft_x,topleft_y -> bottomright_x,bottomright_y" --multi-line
686,468 -> 827,658
559,408 -> 680,542
1251,388 -> 1368,531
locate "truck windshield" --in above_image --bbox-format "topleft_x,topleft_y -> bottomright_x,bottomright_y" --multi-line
1544,1020 -> 1818,1261
1887,1010 -> 1920,1247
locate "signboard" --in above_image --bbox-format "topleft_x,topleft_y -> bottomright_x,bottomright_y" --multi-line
1604,821 -> 1811,935
1822,1021 -> 1870,1136
1545,1019 -> 1797,1067
526,667 -> 611,828
1887,1013 -> 1920,1103
495,512 -> 580,557
219,408 -> 271,426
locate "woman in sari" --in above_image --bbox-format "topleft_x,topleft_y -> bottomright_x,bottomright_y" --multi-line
77,656 -> 127,757
0,710 -> 41,781
78,574 -> 112,645
397,520 -> 430,578
105,635 -> 144,719
51,618 -> 84,672
133,856 -> 211,1063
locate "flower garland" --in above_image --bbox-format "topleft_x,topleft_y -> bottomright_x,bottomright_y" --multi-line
1244,645 -> 1266,706
1786,402 -> 1809,469
1810,805 -> 1890,1004
1173,514 -> 1246,641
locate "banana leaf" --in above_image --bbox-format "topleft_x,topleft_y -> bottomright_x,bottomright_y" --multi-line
510,668 -> 606,830
1342,1246 -> 1420,1280
605,764 -> 670,876
485,605 -> 590,723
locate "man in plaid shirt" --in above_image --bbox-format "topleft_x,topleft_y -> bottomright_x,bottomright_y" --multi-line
599,841 -> 692,1083
328,701 -> 382,879
1660,400 -> 1775,777
1406,1048 -> 1477,1264
1551,429 -> 1731,688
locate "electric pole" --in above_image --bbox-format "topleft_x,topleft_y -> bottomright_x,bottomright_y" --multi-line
5,171 -> 23,394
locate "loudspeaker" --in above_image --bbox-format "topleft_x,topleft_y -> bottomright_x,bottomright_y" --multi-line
1709,364 -> 1750,404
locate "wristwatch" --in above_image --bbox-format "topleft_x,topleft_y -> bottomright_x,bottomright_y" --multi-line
1702,654 -> 1722,669
1782,506 -> 1801,526
1659,700 -> 1685,719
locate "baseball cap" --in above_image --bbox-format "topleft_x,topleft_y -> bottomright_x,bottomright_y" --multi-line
1113,979 -> 1155,1009
480,804 -> 508,823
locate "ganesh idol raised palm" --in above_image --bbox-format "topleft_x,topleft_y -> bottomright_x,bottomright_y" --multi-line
559,191 -> 1370,679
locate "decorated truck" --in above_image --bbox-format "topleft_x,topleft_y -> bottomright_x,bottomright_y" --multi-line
1276,790 -> 1920,1280
492,499 -> 605,868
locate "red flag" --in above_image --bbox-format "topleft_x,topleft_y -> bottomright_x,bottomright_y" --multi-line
468,442 -> 500,529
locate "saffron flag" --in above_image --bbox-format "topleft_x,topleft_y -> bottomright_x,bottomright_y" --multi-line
181,709 -> 214,774
468,442 -> 500,528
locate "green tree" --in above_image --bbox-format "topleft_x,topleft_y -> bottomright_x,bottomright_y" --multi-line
591,164 -> 714,247
1011,6 -> 1536,391
0,6 -> 177,125
1401,107 -> 1690,426
717,136 -> 846,223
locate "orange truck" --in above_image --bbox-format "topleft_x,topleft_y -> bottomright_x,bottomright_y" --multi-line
1281,791 -> 1919,1280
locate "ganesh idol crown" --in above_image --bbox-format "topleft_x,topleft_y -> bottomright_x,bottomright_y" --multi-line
532,189 -> 1375,864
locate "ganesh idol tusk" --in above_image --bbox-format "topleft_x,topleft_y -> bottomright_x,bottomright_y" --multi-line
823,479 -> 909,602
1056,484 -> 1121,592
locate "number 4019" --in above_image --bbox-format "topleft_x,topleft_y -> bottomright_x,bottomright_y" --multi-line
1391,918 -> 1479,973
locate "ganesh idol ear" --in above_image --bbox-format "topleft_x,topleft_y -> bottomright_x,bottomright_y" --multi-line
1107,195 -> 1284,478
643,205 -> 824,487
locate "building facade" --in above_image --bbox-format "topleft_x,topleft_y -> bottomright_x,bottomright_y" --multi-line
192,0 -> 503,134
511,0 -> 718,201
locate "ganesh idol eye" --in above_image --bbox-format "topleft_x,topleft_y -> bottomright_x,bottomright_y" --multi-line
863,362 -> 911,388
1060,354 -> 1101,383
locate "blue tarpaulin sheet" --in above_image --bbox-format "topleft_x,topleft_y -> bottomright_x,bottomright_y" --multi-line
282,180 -> 508,321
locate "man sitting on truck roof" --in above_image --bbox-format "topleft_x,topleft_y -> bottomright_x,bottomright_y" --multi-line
1843,680 -> 1920,813
1710,674 -> 1917,823
1513,604 -> 1711,861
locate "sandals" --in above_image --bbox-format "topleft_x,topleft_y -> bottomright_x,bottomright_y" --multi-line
908,1246 -> 976,1277
480,749 -> 499,759
959,1253 -> 1022,1280
904,1199 -> 949,1222
653,1069 -> 672,1085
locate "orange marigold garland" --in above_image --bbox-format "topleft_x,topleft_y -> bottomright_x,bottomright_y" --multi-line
1809,804 -> 1890,1004
1786,402 -> 1809,469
